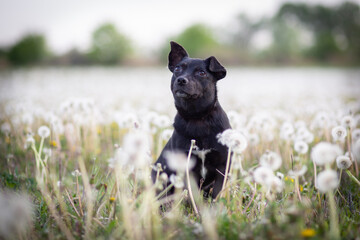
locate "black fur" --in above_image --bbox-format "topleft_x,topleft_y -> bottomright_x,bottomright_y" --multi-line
151,41 -> 231,198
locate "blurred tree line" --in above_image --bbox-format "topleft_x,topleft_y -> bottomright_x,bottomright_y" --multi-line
0,1 -> 359,67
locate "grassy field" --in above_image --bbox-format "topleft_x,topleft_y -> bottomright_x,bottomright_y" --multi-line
0,68 -> 360,240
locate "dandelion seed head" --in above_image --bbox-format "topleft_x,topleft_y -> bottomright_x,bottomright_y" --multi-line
37,125 -> 50,138
253,166 -> 274,187
217,129 -> 248,153
259,151 -> 282,171
169,174 -> 184,188
316,169 -> 338,193
352,129 -> 360,142
311,142 -> 343,166
165,151 -> 194,172
288,165 -> 307,177
294,140 -> 309,154
341,115 -> 355,129
270,176 -> 284,193
72,169 -> 81,177
331,125 -> 347,141
336,155 -> 352,169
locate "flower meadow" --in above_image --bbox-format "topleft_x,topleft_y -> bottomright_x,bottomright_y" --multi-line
0,68 -> 360,240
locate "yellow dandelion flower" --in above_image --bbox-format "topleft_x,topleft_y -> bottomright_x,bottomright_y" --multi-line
97,127 -> 102,134
301,228 -> 316,238
109,197 -> 115,203
50,140 -> 57,147
300,185 -> 304,192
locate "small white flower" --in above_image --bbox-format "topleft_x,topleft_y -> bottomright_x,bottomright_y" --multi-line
37,126 -> 50,138
294,140 -> 309,154
331,126 -> 347,141
72,169 -> 81,177
288,165 -> 307,177
259,151 -> 282,171
217,129 -> 248,153
1,122 -> 11,134
169,174 -> 184,188
253,166 -> 274,187
336,155 -> 352,169
165,151 -> 194,173
311,142 -> 343,166
341,115 -> 355,129
316,169 -> 339,193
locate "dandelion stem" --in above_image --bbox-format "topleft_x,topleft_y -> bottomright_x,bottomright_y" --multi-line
347,129 -> 359,176
313,161 -> 317,188
220,146 -> 232,199
295,176 -> 302,202
186,139 -> 199,217
242,183 -> 256,214
156,183 -> 174,200
327,190 -> 340,239
346,170 -> 360,186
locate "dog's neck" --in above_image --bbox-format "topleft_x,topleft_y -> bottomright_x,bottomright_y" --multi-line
173,99 -> 228,140
175,97 -> 218,120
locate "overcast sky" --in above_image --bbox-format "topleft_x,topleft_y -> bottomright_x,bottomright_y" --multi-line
1,0 -> 358,53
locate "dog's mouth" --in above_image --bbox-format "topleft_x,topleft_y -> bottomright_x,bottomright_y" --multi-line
175,90 -> 199,99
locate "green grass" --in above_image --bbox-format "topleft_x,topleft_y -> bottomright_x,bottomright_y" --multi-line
0,110 -> 360,240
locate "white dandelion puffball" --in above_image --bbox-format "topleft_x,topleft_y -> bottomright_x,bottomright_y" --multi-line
294,140 -> 309,154
71,169 -> 81,177
259,151 -> 282,171
37,126 -> 50,138
253,166 -> 274,187
331,126 -> 347,141
161,129 -> 173,140
270,176 -> 284,193
165,151 -> 194,173
316,169 -> 339,193
352,129 -> 360,142
169,174 -> 184,188
288,165 -> 307,177
311,142 -> 343,166
217,129 -> 248,153
341,115 -> 355,129
336,155 -> 352,169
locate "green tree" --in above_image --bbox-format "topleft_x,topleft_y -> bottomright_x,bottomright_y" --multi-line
8,34 -> 47,66
159,24 -> 219,61
88,23 -> 132,65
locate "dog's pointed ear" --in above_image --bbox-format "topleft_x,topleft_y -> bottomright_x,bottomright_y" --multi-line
168,41 -> 188,72
206,56 -> 226,80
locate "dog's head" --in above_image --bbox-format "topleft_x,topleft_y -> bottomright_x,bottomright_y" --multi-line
168,41 -> 226,118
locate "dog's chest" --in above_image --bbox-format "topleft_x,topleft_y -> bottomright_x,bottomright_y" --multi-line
192,148 -> 212,178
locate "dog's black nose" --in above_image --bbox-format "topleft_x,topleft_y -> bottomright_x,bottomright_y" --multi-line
176,77 -> 188,86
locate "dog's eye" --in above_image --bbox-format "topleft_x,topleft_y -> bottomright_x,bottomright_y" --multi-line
198,70 -> 207,77
174,66 -> 182,72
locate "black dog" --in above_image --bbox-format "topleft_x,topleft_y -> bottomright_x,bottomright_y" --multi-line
151,41 -> 231,198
